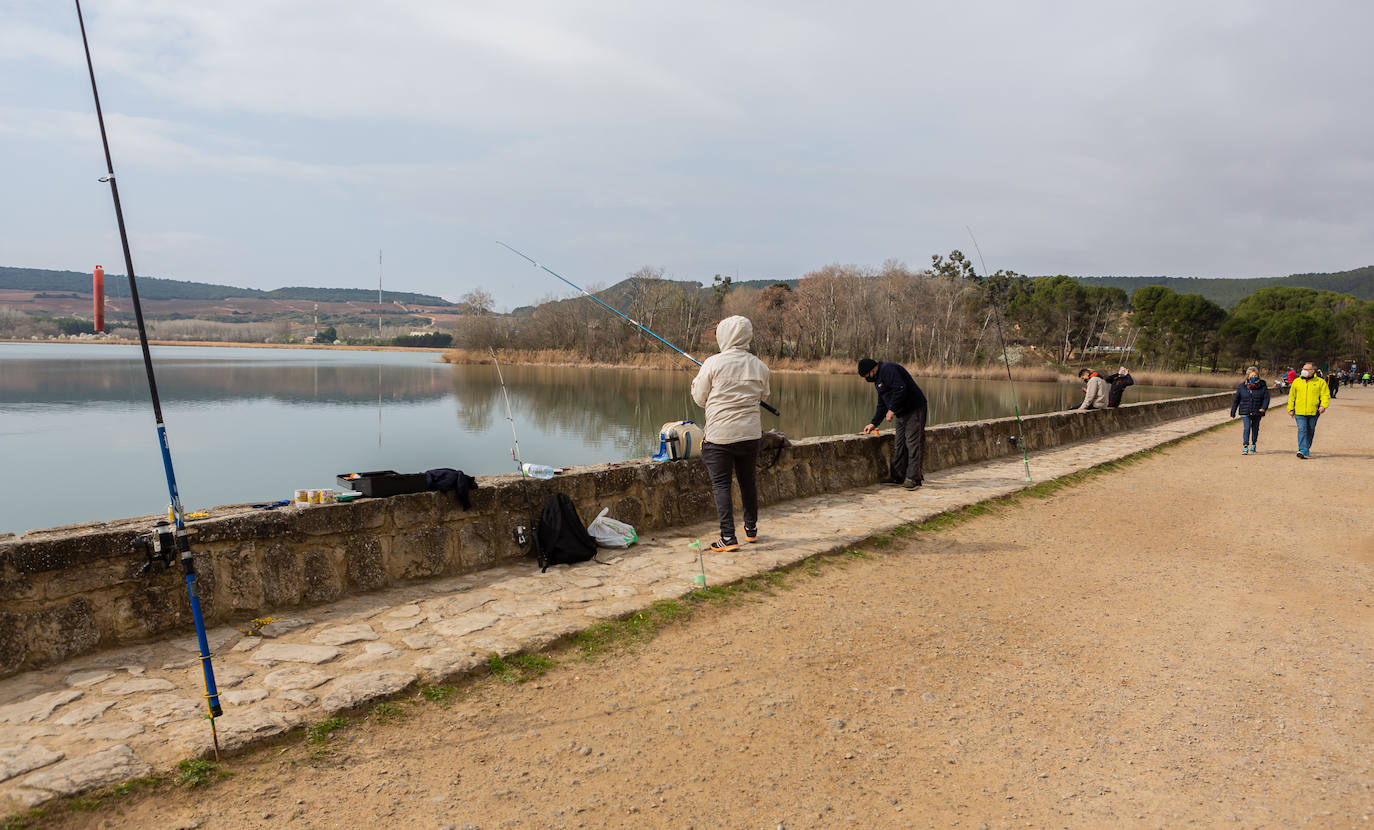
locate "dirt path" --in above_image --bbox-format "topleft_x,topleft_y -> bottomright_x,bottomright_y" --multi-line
44,393 -> 1374,829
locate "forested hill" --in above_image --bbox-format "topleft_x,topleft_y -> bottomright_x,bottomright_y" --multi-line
0,266 -> 455,306
1075,265 -> 1374,308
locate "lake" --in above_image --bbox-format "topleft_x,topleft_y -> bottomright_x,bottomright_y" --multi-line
0,343 -> 1201,534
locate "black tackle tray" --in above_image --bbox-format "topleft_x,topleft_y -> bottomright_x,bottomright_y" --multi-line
337,470 -> 428,498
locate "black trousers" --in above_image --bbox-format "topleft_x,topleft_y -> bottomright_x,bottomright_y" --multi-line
701,439 -> 760,541
890,406 -> 927,483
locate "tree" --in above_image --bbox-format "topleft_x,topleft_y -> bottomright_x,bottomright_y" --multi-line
459,288 -> 495,316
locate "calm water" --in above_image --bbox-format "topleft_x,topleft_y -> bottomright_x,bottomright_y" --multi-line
0,343 -> 1200,534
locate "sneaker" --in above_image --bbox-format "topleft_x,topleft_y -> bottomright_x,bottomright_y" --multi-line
902,478 -> 921,490
709,537 -> 739,552
1250,445 -> 1257,454
744,526 -> 758,543
1241,446 -> 1249,455
878,477 -> 904,486
1296,452 -> 1306,459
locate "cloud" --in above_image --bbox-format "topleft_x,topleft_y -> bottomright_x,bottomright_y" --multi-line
2,0 -> 1372,305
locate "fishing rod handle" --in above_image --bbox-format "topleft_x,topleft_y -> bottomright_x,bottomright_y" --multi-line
760,401 -> 780,417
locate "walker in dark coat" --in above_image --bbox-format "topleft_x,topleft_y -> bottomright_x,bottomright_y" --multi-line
1230,377 -> 1271,450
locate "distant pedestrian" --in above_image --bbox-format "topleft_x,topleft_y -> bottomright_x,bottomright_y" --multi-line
1285,367 -> 1298,384
1286,362 -> 1330,459
1229,367 -> 1269,455
1075,368 -> 1109,410
1104,366 -> 1135,408
691,316 -> 770,551
858,358 -> 928,489
1328,371 -> 1340,398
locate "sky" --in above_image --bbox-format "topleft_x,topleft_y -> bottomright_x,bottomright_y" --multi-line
2,1 -> 1371,309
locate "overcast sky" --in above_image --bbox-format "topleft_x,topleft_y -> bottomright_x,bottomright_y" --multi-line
2,1 -> 1371,308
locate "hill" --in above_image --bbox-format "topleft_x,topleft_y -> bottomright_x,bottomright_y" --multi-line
0,266 -> 455,306
510,275 -> 798,316
1075,265 -> 1374,307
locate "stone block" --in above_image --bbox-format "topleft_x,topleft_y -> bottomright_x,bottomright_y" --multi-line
432,613 -> 499,638
262,667 -> 333,690
344,535 -> 386,593
0,599 -> 99,677
0,689 -> 83,724
414,648 -> 484,683
0,744 -> 64,783
217,545 -> 265,613
121,694 -> 203,726
101,678 -> 174,697
395,526 -> 452,580
261,543 -> 303,607
312,624 -> 378,646
390,492 -> 440,528
189,511 -> 292,544
458,521 -> 503,570
301,549 -> 343,604
12,744 -> 150,802
6,530 -> 142,576
319,670 -> 417,715
611,496 -> 645,528
291,499 -> 387,536
251,644 -> 341,666
111,585 -> 185,641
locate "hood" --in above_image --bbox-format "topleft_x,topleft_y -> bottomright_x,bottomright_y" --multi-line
715,315 -> 753,351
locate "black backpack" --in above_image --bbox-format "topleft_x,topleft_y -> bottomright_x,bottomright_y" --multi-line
533,493 -> 598,572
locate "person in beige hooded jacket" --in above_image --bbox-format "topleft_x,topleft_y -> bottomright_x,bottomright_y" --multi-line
691,316 -> 770,551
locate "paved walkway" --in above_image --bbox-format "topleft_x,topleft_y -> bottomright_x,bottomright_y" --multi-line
0,407 -> 1229,811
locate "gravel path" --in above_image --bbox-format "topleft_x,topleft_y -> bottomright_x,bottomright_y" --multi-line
18,390 -> 1374,828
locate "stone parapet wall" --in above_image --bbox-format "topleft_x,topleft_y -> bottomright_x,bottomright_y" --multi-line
0,392 -> 1227,677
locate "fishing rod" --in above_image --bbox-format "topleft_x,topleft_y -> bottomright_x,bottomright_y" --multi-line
965,228 -> 1033,483
75,0 -> 222,755
496,242 -> 781,417
489,348 -> 525,473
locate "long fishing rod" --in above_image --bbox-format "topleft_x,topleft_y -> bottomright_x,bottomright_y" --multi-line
75,0 -> 222,755
496,242 -> 781,417
966,228 -> 1033,483
489,348 -> 525,473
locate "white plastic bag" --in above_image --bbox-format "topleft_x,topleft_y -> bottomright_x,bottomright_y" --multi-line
587,507 -> 637,548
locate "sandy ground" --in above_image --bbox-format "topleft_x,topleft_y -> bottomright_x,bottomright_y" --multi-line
41,393 -> 1374,829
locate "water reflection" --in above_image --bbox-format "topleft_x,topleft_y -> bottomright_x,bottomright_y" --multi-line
0,343 -> 1201,534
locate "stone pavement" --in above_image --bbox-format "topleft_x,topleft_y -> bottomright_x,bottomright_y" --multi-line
0,407 -> 1229,811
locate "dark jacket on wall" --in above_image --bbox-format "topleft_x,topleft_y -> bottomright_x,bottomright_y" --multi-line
869,361 -> 928,427
1230,379 -> 1271,418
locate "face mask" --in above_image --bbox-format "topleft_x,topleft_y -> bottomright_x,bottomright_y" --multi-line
1300,370 -> 1312,378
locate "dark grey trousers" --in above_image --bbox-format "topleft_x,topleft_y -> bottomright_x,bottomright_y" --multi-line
890,406 -> 927,483
701,439 -> 760,541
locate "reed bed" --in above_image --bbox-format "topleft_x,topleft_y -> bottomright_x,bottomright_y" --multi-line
442,348 -> 1244,388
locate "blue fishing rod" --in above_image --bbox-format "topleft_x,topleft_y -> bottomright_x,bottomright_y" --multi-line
75,0 -> 222,755
966,227 -> 1033,483
497,242 -> 781,416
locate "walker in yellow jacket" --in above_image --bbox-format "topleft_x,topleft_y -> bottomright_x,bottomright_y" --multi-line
1286,376 -> 1330,416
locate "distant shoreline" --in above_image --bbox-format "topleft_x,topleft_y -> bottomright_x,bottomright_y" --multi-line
0,338 -> 449,354
2,338 -> 1243,388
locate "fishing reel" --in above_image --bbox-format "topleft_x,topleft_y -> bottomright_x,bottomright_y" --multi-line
513,519 -> 535,555
1007,434 -> 1024,449
132,520 -> 190,576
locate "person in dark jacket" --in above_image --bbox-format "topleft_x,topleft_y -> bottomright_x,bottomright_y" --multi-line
1229,366 -> 1270,455
858,358 -> 928,489
1104,366 -> 1134,408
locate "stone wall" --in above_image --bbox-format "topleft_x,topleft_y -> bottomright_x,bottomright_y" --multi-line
0,392 -> 1227,677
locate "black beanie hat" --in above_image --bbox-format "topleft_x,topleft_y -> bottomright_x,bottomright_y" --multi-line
857,358 -> 878,376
